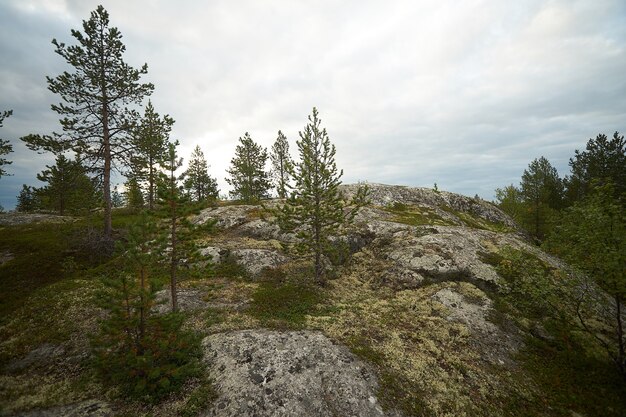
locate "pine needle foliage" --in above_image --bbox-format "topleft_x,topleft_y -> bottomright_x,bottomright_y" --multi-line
91,212 -> 202,402
183,145 -> 219,203
270,130 -> 294,198
275,108 -> 368,285
130,101 -> 175,209
21,5 -> 154,238
0,109 -> 13,179
226,132 -> 271,203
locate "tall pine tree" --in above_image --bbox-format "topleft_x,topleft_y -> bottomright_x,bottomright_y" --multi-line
21,6 -> 153,239
183,145 -> 219,203
131,101 -> 174,209
225,133 -> 271,203
520,156 -> 564,240
270,130 -> 294,198
276,108 -> 368,285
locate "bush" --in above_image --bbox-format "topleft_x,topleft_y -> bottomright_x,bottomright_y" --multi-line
92,312 -> 202,402
249,281 -> 323,328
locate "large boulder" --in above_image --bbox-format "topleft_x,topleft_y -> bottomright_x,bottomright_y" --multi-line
203,330 -> 402,417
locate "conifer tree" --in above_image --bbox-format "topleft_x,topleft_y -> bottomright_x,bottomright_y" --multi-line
16,185 -> 41,212
520,156 -> 564,239
182,145 -> 219,203
157,143 -> 216,312
92,213 -> 201,401
124,176 -> 145,209
276,108 -> 368,285
36,154 -> 99,215
270,130 -> 293,198
21,6 -> 154,238
225,133 -> 271,202
0,110 -> 13,179
566,132 -> 626,206
131,101 -> 174,209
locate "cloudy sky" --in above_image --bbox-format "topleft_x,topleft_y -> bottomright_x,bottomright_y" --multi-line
0,0 -> 625,209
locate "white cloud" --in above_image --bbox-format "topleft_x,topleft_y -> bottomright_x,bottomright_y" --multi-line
0,0 -> 624,208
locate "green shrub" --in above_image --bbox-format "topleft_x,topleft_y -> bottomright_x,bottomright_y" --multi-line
249,282 -> 323,328
92,312 -> 202,403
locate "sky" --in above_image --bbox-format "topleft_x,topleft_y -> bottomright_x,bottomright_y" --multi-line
0,0 -> 625,209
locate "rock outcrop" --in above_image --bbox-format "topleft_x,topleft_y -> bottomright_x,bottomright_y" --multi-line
203,330 -> 401,417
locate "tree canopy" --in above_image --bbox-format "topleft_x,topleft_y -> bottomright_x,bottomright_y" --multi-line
183,145 -> 219,203
21,5 -> 153,238
567,132 -> 626,206
225,132 -> 271,203
130,101 -> 175,209
270,130 -> 293,199
276,108 -> 368,285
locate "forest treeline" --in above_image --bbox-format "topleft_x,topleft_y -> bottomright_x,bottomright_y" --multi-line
494,132 -> 626,377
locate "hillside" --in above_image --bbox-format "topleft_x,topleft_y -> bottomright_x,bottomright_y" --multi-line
0,184 -> 624,417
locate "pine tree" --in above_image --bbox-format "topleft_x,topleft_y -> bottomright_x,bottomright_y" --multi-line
157,143 -> 216,312
124,176 -> 145,209
16,185 -> 41,212
131,101 -> 175,209
225,133 -> 271,203
270,130 -> 293,198
276,108 -> 368,285
182,145 -> 219,203
21,6 -> 153,238
520,156 -> 564,239
161,143 -> 184,312
36,154 -> 99,215
566,132 -> 626,206
0,110 -> 13,179
92,213 -> 201,401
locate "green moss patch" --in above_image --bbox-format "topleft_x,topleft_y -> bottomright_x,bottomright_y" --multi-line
248,282 -> 325,328
383,202 -> 451,226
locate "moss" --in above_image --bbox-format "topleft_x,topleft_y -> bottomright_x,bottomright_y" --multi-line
248,282 -> 325,329
179,377 -> 218,417
382,203 -> 451,227
439,206 -> 513,232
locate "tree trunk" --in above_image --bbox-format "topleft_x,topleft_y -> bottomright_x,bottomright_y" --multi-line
148,155 -> 154,210
170,168 -> 178,312
102,88 -> 112,238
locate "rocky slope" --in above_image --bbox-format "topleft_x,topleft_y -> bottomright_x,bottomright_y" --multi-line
3,184 -> 621,417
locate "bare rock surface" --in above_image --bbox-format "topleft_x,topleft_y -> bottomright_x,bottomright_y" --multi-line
382,226 -> 501,290
342,183 -> 518,230
432,286 -> 521,366
203,330 -> 402,417
4,344 -> 66,373
199,246 -> 227,263
192,205 -> 258,229
0,213 -> 74,226
231,248 -> 288,276
153,288 -> 209,314
13,400 -> 112,417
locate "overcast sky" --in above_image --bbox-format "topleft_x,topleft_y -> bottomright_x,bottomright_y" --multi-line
1,0 -> 625,209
